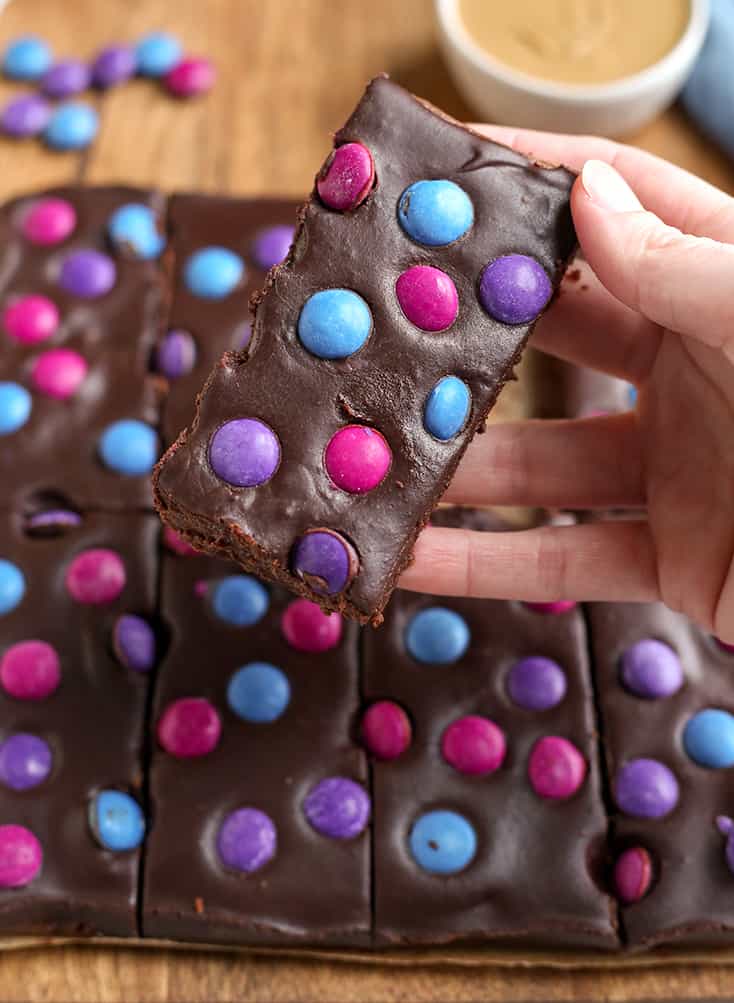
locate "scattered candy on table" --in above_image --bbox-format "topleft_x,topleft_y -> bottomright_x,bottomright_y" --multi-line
43,101 -> 98,150
0,93 -> 51,137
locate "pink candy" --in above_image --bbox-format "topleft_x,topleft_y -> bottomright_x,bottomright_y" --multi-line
31,348 -> 87,400
396,265 -> 459,332
21,198 -> 76,246
163,525 -> 199,557
614,846 -> 653,904
0,640 -> 61,701
716,637 -> 734,653
442,715 -> 506,775
361,701 -> 412,761
157,697 -> 221,758
3,295 -> 59,345
524,601 -> 578,615
325,424 -> 391,494
281,598 -> 343,653
317,142 -> 375,212
0,825 -> 42,888
165,57 -> 215,98
528,736 -> 587,799
65,548 -> 126,604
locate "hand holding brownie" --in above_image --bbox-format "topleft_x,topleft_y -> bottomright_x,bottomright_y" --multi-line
403,129 -> 734,643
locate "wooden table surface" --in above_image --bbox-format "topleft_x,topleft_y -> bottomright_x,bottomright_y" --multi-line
2,1 -> 734,1000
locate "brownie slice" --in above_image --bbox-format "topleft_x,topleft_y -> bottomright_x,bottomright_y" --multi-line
142,538 -> 370,946
0,509 -> 159,936
156,195 -> 301,444
0,186 -> 167,511
153,76 -> 577,625
362,507 -> 618,949
588,600 -> 734,949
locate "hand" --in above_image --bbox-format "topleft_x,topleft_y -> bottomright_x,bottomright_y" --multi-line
400,127 -> 734,643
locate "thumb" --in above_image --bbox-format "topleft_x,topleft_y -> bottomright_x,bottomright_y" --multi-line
572,159 -> 734,350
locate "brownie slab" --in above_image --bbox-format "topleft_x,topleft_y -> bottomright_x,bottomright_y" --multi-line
142,542 -> 370,946
588,600 -> 734,949
154,76 -> 577,625
0,186 -> 167,511
157,195 -> 301,444
363,508 -> 618,949
0,509 -> 159,936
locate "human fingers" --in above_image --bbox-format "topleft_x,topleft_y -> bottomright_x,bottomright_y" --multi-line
445,414 -> 644,509
399,519 -> 657,602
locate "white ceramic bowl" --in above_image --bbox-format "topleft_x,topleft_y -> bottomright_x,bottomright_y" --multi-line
435,0 -> 710,137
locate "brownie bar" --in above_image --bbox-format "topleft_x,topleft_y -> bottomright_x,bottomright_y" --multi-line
0,186 -> 167,511
588,600 -> 734,949
363,507 -> 618,949
142,540 -> 370,946
153,76 -> 577,625
156,195 -> 301,444
0,509 -> 159,935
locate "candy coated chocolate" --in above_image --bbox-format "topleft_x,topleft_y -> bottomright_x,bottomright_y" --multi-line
21,197 -> 76,245
211,575 -> 269,627
479,255 -> 552,325
157,697 -> 222,758
0,561 -> 24,615
683,709 -> 734,768
31,348 -> 88,400
297,288 -> 372,359
3,294 -> 59,345
165,57 -> 215,97
507,655 -> 567,711
0,641 -> 60,701
91,45 -> 136,88
280,598 -> 342,653
361,700 -> 412,760
226,662 -> 290,722
441,715 -> 506,775
397,179 -> 474,246
217,808 -> 277,873
43,102 -> 98,150
423,376 -> 470,441
324,425 -> 391,494
252,225 -> 295,270
108,204 -> 165,260
92,790 -> 145,851
65,548 -> 127,604
113,614 -> 156,673
614,847 -> 653,904
0,825 -> 42,887
404,606 -> 470,664
98,419 -> 158,476
291,529 -> 357,596
59,249 -> 116,299
528,736 -> 586,799
620,639 -> 683,699
615,759 -> 679,818
2,36 -> 51,80
409,810 -> 477,874
525,600 -> 578,614
1,94 -> 51,137
0,733 -> 52,791
25,509 -> 81,535
0,382 -> 31,434
303,777 -> 370,839
156,330 -> 196,379
396,265 -> 458,332
317,143 -> 375,212
209,418 -> 280,487
41,59 -> 91,98
135,32 -> 182,77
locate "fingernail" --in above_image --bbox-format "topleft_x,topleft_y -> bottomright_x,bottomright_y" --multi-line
581,160 -> 642,213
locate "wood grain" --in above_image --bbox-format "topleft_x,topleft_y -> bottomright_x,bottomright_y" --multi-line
1,0 -> 734,999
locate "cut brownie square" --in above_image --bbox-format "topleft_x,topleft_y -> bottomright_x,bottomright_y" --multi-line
154,76 -> 577,625
155,195 -> 301,445
362,507 -> 618,949
142,539 -> 370,946
588,600 -> 734,949
0,509 -> 159,936
0,186 -> 167,511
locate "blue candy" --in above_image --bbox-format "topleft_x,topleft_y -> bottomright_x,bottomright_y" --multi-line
628,383 -> 638,407
43,102 -> 98,151
108,203 -> 165,260
297,289 -> 372,360
424,375 -> 470,441
92,790 -> 145,851
211,575 -> 269,627
684,708 -> 734,768
3,36 -> 52,81
0,382 -> 31,435
410,810 -> 477,874
227,662 -> 291,723
397,179 -> 474,247
184,247 -> 244,299
135,31 -> 182,77
405,607 -> 470,665
98,419 -> 158,476
0,560 -> 25,615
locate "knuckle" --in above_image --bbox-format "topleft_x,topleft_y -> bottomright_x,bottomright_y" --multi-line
533,528 -> 568,598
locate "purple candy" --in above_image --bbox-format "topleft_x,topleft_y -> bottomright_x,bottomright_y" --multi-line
217,807 -> 277,873
717,816 -> 734,874
156,330 -> 197,380
0,733 -> 52,790
25,509 -> 82,536
208,418 -> 280,488
507,655 -> 567,711
291,529 -> 357,596
251,225 -> 295,271
620,639 -> 684,699
1,94 -> 51,137
615,758 -> 679,819
112,614 -> 156,673
479,254 -> 552,325
59,249 -> 116,299
91,45 -> 136,88
41,59 -> 91,98
303,777 -> 370,839
233,322 -> 252,350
